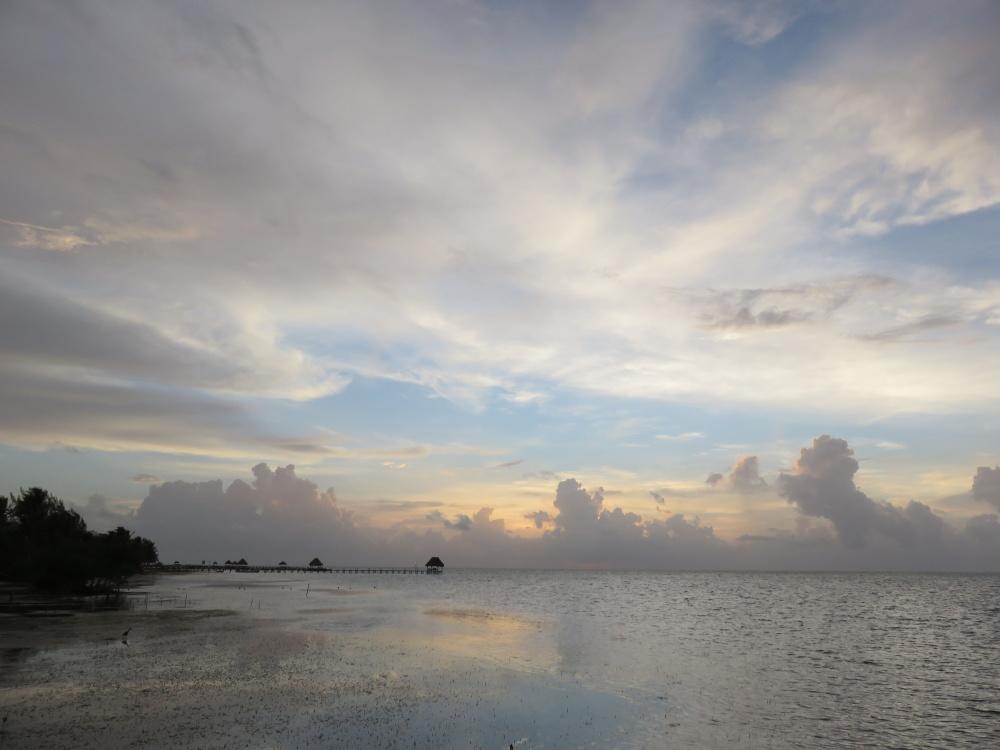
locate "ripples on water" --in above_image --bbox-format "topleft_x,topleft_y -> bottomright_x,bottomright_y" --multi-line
400,570 -> 1000,748
3,571 -> 999,748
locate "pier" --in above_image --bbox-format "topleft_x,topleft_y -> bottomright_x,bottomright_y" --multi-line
149,563 -> 430,574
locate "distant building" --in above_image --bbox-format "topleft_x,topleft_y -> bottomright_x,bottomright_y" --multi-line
425,556 -> 444,574
309,557 -> 324,567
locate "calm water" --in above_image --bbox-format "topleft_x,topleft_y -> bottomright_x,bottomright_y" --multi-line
3,570 -> 999,748
364,570 -> 1000,748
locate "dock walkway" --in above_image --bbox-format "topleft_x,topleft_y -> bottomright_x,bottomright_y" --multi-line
151,564 -> 428,574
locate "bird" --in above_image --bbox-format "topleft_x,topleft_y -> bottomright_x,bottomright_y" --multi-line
121,627 -> 131,646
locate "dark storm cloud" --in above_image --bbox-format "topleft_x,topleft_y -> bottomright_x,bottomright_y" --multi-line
971,466 -> 1000,511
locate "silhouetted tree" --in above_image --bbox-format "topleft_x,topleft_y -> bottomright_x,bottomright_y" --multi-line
0,487 -> 158,592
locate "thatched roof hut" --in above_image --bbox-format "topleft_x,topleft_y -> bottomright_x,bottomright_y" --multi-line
308,557 -> 324,567
425,556 -> 444,568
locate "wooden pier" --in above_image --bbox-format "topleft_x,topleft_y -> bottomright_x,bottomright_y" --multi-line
149,563 -> 430,575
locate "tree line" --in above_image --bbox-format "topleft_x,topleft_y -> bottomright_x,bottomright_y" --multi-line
0,487 -> 158,592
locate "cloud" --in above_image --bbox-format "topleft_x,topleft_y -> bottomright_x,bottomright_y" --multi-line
875,441 -> 905,451
705,457 -> 767,493
858,314 -> 965,343
777,436 -> 949,550
134,463 -> 371,564
650,491 -> 666,505
690,277 -> 892,333
708,306 -> 810,330
494,460 -> 524,469
711,0 -> 803,46
131,473 -> 161,484
1,0 -> 996,439
0,218 -> 94,252
0,216 -> 197,251
524,510 -> 552,529
130,445 -> 1000,571
729,456 -> 768,494
443,513 -> 473,532
76,494 -> 136,532
655,432 -> 704,442
1,0 -> 1000,542
972,466 -> 1000,511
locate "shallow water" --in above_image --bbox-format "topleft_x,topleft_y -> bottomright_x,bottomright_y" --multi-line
1,570 -> 999,748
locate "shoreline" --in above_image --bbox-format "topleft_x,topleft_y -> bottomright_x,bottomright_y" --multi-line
0,571 -> 645,749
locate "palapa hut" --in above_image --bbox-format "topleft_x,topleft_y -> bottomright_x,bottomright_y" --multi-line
308,557 -> 324,568
425,556 -> 444,574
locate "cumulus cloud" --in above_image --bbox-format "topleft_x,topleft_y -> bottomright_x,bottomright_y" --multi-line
134,463 -> 366,564
130,445 -> 1000,571
972,467 -> 1000,511
778,436 -> 950,550
729,456 -> 768,493
706,457 -> 767,493
76,494 -> 136,532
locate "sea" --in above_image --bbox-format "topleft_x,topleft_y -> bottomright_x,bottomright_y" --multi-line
2,570 -> 999,748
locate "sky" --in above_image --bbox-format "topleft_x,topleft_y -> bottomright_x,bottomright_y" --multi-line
1,0 -> 999,570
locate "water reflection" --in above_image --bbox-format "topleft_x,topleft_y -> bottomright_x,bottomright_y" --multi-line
2,570 -> 999,748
